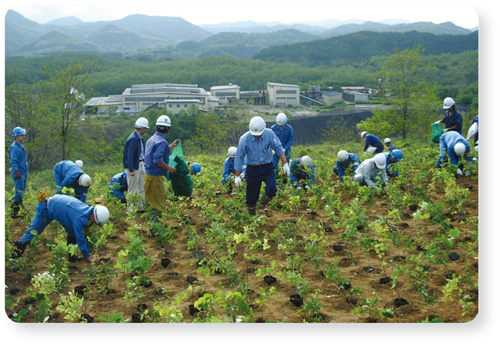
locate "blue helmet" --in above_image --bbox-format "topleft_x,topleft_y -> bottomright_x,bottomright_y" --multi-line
191,163 -> 201,175
391,149 -> 403,162
12,127 -> 26,137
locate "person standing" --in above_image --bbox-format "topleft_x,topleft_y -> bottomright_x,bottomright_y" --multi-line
123,117 -> 149,212
361,131 -> 384,154
12,194 -> 109,263
271,113 -> 294,171
53,160 -> 92,203
234,116 -> 290,215
9,127 -> 29,218
354,153 -> 388,189
144,115 -> 179,212
290,156 -> 315,189
334,150 -> 361,182
435,97 -> 463,135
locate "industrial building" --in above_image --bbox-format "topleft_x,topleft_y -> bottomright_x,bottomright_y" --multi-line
267,82 -> 300,107
209,84 -> 240,105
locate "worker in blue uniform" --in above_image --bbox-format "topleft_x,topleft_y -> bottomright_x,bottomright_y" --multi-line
436,131 -> 472,175
234,116 -> 290,215
361,131 -> 384,154
435,97 -> 463,135
384,138 -> 396,152
271,113 -> 294,171
53,160 -> 92,202
12,194 -> 109,262
221,146 -> 247,184
108,171 -> 128,203
290,156 -> 315,189
384,149 -> 403,178
334,150 -> 361,182
9,127 -> 29,218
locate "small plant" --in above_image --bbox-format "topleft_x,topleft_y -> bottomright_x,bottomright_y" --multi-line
56,291 -> 84,322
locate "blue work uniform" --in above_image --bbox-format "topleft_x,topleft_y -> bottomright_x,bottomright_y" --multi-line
441,109 -> 463,135
290,158 -> 315,188
334,153 -> 361,182
222,157 -> 247,184
123,130 -> 145,173
9,140 -> 29,203
436,131 -> 472,168
364,134 -> 384,153
384,153 -> 400,178
109,172 -> 128,201
235,128 -> 284,207
53,160 -> 89,202
271,123 -> 294,170
144,131 -> 170,177
386,144 -> 396,152
18,195 -> 94,258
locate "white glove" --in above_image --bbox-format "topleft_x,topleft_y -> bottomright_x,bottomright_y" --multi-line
240,172 -> 245,179
283,163 -> 290,176
434,120 -> 441,125
305,185 -> 310,190
296,186 -> 302,189
456,168 -> 464,176
465,170 -> 471,177
235,176 -> 242,187
443,128 -> 449,133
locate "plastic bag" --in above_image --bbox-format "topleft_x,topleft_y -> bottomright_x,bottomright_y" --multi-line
466,122 -> 478,140
431,123 -> 443,143
168,141 -> 193,197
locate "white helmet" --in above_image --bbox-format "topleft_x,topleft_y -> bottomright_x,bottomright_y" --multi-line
156,115 -> 171,127
249,116 -> 266,136
93,205 -> 110,225
78,174 -> 92,187
301,156 -> 313,167
228,146 -> 237,157
75,160 -> 83,168
135,117 -> 150,129
384,138 -> 391,144
454,142 -> 466,156
361,131 -> 368,139
276,112 -> 287,125
443,97 -> 455,109
373,153 -> 387,169
337,150 -> 349,162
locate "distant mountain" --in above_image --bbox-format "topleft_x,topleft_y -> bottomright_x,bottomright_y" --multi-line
45,16 -> 83,26
200,21 -> 327,34
88,24 -> 171,51
16,30 -> 100,55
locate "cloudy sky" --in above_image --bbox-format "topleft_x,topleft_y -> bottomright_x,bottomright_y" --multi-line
5,0 -> 480,29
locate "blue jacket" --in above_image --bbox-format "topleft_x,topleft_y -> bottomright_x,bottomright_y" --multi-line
235,128 -> 284,171
436,131 -> 472,167
19,195 -> 94,258
109,172 -> 127,200
334,153 -> 361,181
386,144 -> 396,152
222,157 -> 247,184
9,140 -> 28,178
290,158 -> 315,188
144,131 -> 170,176
53,160 -> 88,202
270,123 -> 294,158
384,153 -> 399,177
364,134 -> 384,153
123,130 -> 145,173
441,109 -> 463,135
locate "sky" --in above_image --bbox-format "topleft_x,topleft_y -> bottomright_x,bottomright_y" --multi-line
4,0 -> 480,29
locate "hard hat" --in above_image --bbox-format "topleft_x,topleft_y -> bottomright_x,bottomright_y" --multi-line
93,205 -> 110,225
78,174 -> 92,187
228,146 -> 237,157
384,138 -> 391,144
373,153 -> 386,169
361,131 -> 367,139
156,115 -> 171,127
249,116 -> 266,136
276,112 -> 287,125
337,150 -> 349,162
75,160 -> 83,168
135,117 -> 150,129
391,149 -> 403,162
301,156 -> 313,167
454,142 -> 466,156
443,97 -> 455,109
191,163 -> 202,175
12,127 -> 26,137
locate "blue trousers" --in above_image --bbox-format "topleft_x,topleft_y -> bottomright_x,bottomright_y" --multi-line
19,200 -> 52,243
11,171 -> 27,203
246,163 -> 276,207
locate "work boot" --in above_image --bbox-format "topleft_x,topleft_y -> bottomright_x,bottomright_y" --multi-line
259,194 -> 273,206
247,206 -> 257,216
12,241 -> 29,259
258,205 -> 266,217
